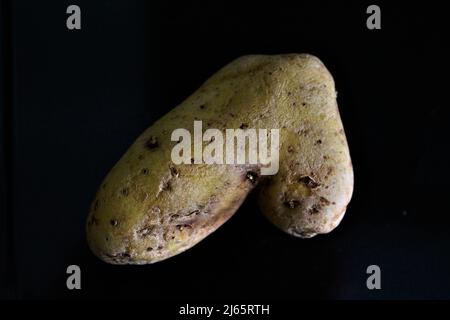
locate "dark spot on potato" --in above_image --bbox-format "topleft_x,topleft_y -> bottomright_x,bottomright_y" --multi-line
146,247 -> 153,252
292,102 -> 296,106
319,197 -> 331,206
141,168 -> 149,175
152,206 -> 161,214
315,139 -> 322,145
110,219 -> 118,227
309,205 -> 320,215
287,146 -> 294,153
283,199 -> 300,209
137,225 -> 154,237
176,224 -> 192,231
302,102 -> 306,106
121,188 -> 129,197
157,245 -> 163,250
169,165 -> 179,177
170,214 -> 180,222
327,167 -> 334,176
298,175 -> 320,189
199,104 -> 205,109
239,123 -> 248,130
160,179 -> 171,192
287,91 -> 291,95
138,154 -> 144,160
145,136 -> 158,150
186,209 -> 200,217
245,171 -> 258,184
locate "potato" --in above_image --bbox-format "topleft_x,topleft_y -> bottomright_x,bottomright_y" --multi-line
86,54 -> 353,264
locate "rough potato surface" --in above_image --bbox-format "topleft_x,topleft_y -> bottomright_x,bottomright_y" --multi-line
86,54 -> 353,264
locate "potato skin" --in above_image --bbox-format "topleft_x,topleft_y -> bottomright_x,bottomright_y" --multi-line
86,54 -> 353,264
254,55 -> 354,238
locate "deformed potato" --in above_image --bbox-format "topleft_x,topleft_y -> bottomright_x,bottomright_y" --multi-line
86,54 -> 353,264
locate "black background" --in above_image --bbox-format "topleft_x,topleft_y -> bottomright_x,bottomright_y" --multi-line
1,0 -> 449,300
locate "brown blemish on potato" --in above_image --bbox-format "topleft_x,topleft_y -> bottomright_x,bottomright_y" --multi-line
141,168 -> 149,175
187,209 -> 200,217
121,188 -> 129,197
137,225 -> 154,237
298,175 -> 320,189
169,165 -> 179,177
284,199 -> 300,209
158,179 -> 171,195
326,167 -> 334,177
308,205 -> 320,215
282,193 -> 301,209
110,219 -> 118,227
151,206 -> 161,214
319,197 -> 331,206
315,139 -> 322,145
145,136 -> 158,150
176,224 -> 192,231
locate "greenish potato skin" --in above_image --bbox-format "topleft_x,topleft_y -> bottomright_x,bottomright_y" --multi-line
254,55 -> 354,238
86,54 -> 353,264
